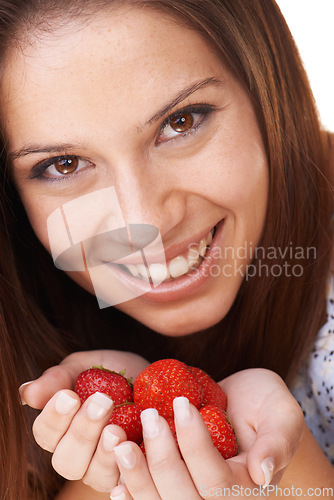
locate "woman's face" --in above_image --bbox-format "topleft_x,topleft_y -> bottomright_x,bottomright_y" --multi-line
1,7 -> 268,335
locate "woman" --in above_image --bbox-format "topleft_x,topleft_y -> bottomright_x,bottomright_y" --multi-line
0,0 -> 333,498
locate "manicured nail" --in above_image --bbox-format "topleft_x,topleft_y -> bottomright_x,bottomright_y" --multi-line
110,485 -> 126,500
86,392 -> 113,420
19,381 -> 34,405
55,391 -> 78,415
173,396 -> 191,426
114,442 -> 137,470
103,427 -> 120,451
261,457 -> 275,488
110,494 -> 126,500
141,408 -> 162,438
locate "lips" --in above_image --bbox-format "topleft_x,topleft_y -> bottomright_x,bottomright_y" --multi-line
105,219 -> 225,303
119,227 -> 215,282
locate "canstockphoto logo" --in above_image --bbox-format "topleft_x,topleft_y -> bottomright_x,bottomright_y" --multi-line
47,187 -> 166,308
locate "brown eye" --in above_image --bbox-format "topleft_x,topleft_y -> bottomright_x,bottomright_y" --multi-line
31,155 -> 94,181
55,157 -> 79,175
170,113 -> 194,133
158,108 -> 208,143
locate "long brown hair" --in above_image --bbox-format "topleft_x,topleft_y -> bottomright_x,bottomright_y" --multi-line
0,0 -> 332,498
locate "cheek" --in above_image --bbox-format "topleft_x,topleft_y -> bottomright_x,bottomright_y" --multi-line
30,214 -> 51,252
217,137 -> 268,215
20,195 -> 56,253
173,134 -> 268,213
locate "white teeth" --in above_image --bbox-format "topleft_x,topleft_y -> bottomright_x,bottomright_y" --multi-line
198,238 -> 207,257
187,244 -> 200,267
207,229 -> 213,246
122,227 -> 215,281
125,264 -> 140,277
188,256 -> 202,271
137,264 -> 150,280
169,256 -> 190,278
149,263 -> 170,283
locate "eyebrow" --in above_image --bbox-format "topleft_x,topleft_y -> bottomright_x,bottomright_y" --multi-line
9,76 -> 223,160
9,143 -> 86,161
145,76 -> 223,125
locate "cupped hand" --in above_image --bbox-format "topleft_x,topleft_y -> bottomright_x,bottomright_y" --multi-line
19,350 -> 150,492
220,368 -> 304,486
110,368 -> 304,500
20,349 -> 149,409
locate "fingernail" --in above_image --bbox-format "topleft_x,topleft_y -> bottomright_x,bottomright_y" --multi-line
19,381 -> 34,405
110,485 -> 126,500
173,396 -> 191,426
141,408 -> 162,438
261,457 -> 275,488
103,427 -> 120,451
55,391 -> 78,415
87,392 -> 113,420
114,442 -> 137,470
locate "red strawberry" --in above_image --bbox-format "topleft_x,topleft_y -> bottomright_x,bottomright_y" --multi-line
133,359 -> 203,418
75,366 -> 133,406
190,366 -> 227,411
199,405 -> 238,459
109,403 -> 143,444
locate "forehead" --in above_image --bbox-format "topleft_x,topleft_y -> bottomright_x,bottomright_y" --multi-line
1,7 -> 228,146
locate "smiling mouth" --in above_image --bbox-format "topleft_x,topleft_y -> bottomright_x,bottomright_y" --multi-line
116,225 -> 217,283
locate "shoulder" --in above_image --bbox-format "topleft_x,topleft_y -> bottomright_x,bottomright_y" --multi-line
290,276 -> 334,464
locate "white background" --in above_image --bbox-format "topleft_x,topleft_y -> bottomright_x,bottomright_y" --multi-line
275,0 -> 334,131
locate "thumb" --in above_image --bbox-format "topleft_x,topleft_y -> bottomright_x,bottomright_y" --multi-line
246,402 -> 304,487
19,349 -> 111,409
19,364 -> 74,410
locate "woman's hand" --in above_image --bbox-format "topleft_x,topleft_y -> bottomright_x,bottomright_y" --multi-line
21,362 -> 307,497
220,368 -> 304,486
110,369 -> 305,500
20,350 -> 150,493
20,350 -> 149,409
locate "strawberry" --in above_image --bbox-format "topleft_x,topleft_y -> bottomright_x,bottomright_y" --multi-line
109,402 -> 143,444
133,359 -> 203,418
190,366 -> 227,411
75,365 -> 133,406
199,405 -> 238,459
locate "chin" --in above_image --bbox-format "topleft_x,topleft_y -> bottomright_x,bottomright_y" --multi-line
122,301 -> 228,337
113,280 -> 240,336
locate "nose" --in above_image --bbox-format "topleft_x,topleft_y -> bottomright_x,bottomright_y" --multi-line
111,157 -> 186,239
47,186 -> 166,270
48,154 -> 188,273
